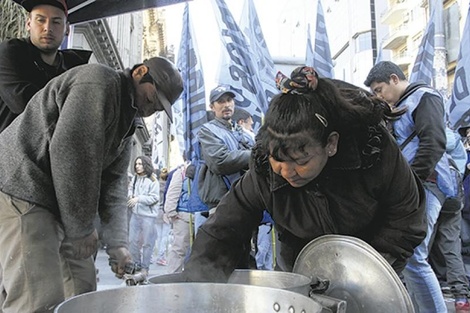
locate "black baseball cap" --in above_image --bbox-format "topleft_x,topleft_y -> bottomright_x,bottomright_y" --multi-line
21,0 -> 68,16
143,57 -> 183,122
210,85 -> 236,103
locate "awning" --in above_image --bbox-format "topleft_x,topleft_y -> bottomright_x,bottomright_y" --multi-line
12,0 -> 190,24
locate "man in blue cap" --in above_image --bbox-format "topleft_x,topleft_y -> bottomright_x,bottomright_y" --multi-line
194,85 -> 254,265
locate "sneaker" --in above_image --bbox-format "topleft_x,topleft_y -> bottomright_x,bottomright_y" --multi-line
455,297 -> 470,313
156,258 -> 168,266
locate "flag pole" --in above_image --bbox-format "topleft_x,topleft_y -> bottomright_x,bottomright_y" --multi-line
432,0 -> 447,98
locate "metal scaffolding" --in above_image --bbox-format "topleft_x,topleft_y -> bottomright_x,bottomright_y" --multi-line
0,0 -> 27,42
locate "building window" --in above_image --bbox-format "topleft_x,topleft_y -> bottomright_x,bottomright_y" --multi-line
355,32 -> 372,53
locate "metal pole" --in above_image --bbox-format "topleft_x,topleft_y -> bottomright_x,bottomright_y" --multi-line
432,0 -> 448,98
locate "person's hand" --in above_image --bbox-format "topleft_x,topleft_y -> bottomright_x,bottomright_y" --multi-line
163,212 -> 171,224
127,197 -> 138,208
164,213 -> 178,224
68,229 -> 98,259
108,247 -> 133,278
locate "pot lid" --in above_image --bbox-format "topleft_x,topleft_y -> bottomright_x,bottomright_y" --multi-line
292,235 -> 414,313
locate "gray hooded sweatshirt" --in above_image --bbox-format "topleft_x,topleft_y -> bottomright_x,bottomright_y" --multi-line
0,63 -> 137,249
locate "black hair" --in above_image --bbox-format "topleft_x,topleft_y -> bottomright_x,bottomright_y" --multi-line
332,79 -> 406,122
131,63 -> 143,73
134,155 -> 154,178
253,78 -> 384,174
232,107 -> 252,123
206,110 -> 215,121
364,61 -> 407,87
130,63 -> 152,86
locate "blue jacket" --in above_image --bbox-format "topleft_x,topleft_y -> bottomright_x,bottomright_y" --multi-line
393,83 -> 454,197
197,118 -> 252,207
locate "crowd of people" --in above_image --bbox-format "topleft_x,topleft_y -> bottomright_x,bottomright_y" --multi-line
1,1 -> 470,313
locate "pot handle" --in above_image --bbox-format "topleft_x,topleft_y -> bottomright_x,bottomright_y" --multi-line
309,276 -> 330,295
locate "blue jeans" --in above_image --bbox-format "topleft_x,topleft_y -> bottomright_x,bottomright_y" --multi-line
129,213 -> 157,270
194,212 -> 207,236
403,189 -> 447,313
255,224 -> 273,270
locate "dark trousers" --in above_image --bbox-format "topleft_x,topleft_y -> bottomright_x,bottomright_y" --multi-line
429,210 -> 470,297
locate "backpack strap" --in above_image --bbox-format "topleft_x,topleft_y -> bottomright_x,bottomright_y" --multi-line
131,176 -> 137,197
399,130 -> 417,150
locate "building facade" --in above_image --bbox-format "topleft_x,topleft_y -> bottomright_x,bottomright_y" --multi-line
379,0 -> 469,95
321,0 -> 469,92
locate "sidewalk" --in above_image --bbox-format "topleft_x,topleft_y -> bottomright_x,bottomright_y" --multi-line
95,248 -> 170,290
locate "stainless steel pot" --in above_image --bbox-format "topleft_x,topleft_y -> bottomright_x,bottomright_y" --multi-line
148,269 -> 312,295
54,283 -> 323,313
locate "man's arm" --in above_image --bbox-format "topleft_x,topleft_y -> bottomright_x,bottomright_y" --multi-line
411,93 -> 446,181
48,67 -> 122,243
0,39 -> 42,113
198,125 -> 251,175
163,167 -> 183,218
98,142 -> 133,250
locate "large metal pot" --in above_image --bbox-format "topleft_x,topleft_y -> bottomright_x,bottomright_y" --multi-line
54,283 -> 323,313
148,269 -> 312,295
149,269 -> 344,313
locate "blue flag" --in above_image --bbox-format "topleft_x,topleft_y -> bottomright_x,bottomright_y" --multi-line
176,3 -> 207,160
313,0 -> 334,78
239,0 -> 278,109
305,24 -> 314,67
152,112 -> 167,169
448,6 -> 470,130
409,4 -> 436,85
212,0 -> 267,131
375,43 -> 384,65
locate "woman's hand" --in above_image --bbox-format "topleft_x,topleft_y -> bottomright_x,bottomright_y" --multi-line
127,197 -> 138,208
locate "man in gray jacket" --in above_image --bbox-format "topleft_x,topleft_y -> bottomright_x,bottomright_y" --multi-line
197,85 -> 253,212
0,56 -> 183,312
195,85 -> 254,266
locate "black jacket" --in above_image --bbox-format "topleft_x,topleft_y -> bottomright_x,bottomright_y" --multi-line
0,37 -> 92,132
184,125 -> 427,282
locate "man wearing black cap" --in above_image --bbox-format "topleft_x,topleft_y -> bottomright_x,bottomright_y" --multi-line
0,56 -> 183,312
0,0 -> 92,133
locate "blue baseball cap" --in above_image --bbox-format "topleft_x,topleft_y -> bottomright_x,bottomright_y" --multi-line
210,85 -> 235,103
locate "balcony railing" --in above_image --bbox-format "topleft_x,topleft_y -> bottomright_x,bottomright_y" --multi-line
381,0 -> 408,25
382,24 -> 409,50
